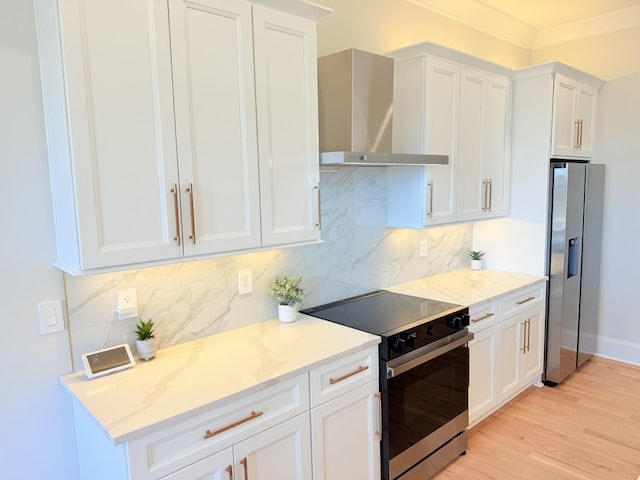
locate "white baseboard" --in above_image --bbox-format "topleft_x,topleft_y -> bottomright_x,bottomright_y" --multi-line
595,335 -> 640,366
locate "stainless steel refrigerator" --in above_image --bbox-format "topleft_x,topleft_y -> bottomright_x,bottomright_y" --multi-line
544,161 -> 605,386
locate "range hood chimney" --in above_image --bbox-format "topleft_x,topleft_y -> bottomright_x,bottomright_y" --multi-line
318,49 -> 448,166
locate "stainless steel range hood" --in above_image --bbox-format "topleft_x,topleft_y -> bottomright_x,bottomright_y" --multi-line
318,49 -> 448,166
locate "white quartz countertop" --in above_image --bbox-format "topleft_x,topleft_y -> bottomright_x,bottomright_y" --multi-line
60,317 -> 380,445
388,268 -> 547,306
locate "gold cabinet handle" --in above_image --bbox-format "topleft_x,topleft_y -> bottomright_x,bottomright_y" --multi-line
521,321 -> 527,354
487,179 -> 493,211
471,312 -> 495,323
240,458 -> 248,479
516,296 -> 535,305
329,365 -> 369,385
225,465 -> 233,480
526,318 -> 531,353
427,180 -> 434,218
186,183 -> 196,244
481,180 -> 488,211
203,410 -> 263,439
170,184 -> 181,246
577,118 -> 583,150
315,183 -> 321,230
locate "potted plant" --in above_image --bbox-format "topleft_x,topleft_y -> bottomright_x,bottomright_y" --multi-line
135,319 -> 156,361
468,250 -> 485,270
268,274 -> 305,323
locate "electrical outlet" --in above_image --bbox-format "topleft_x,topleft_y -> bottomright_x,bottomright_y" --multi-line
419,239 -> 428,258
238,269 -> 253,295
116,289 -> 138,319
117,289 -> 137,306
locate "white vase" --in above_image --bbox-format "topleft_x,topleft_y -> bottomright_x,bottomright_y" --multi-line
471,259 -> 483,270
278,304 -> 299,323
136,339 -> 156,361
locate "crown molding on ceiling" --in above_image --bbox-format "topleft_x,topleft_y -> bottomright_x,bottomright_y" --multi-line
534,5 -> 640,49
408,0 -> 640,50
407,0 -> 537,48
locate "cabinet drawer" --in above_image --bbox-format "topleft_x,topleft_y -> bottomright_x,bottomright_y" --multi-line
128,372 -> 309,480
468,299 -> 499,333
310,346 -> 378,408
500,283 -> 546,319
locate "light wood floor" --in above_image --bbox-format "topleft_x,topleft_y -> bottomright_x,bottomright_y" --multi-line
434,356 -> 640,479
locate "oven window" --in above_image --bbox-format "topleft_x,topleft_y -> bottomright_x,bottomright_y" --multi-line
387,345 -> 469,460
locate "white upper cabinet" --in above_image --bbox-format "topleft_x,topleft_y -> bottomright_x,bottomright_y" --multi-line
388,43 -> 511,228
36,0 -> 183,272
169,0 -> 262,256
457,69 -> 510,222
35,0 -> 328,274
253,7 -> 322,246
551,73 -> 598,159
388,56 -> 459,227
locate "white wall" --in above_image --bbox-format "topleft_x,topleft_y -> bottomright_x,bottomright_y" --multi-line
0,0 -> 79,478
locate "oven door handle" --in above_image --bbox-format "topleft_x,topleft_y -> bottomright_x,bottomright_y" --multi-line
386,331 -> 474,378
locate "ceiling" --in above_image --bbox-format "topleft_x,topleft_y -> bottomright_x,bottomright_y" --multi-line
408,0 -> 640,49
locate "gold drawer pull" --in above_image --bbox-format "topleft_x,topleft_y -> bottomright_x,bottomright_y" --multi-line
516,296 -> 535,305
472,312 -> 495,323
329,365 -> 369,385
204,410 -> 263,439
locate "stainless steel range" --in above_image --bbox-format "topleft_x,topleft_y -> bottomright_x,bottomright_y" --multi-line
301,290 -> 473,480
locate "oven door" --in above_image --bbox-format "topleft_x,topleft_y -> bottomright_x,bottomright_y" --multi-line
384,330 -> 473,480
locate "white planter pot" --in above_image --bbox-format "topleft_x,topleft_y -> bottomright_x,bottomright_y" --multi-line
136,339 -> 156,361
278,304 -> 299,323
471,259 -> 483,270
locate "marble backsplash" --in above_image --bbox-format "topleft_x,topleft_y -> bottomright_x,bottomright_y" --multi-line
64,167 -> 472,369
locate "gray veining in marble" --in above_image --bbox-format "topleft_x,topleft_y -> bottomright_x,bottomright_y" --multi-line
64,167 -> 472,369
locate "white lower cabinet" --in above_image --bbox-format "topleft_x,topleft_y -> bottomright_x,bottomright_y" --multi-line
311,380 -> 381,480
160,448 -> 234,480
497,304 -> 544,404
468,283 -> 546,426
71,347 -> 380,480
468,300 -> 499,426
162,414 -> 311,480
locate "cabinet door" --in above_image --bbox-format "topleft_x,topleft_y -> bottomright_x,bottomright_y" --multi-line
551,74 -> 581,158
482,75 -> 510,218
457,68 -> 486,221
160,448 -> 234,480
388,56 -> 459,227
233,414 -> 312,480
497,314 -> 523,404
169,0 -> 261,255
51,0 -> 182,269
521,304 -> 545,385
311,381 -> 381,480
458,68 -> 510,221
576,83 -> 598,158
253,6 -> 321,246
468,326 -> 498,425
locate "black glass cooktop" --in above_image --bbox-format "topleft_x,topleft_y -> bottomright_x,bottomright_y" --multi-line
300,290 -> 464,337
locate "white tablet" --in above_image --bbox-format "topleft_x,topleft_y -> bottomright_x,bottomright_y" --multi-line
81,344 -> 136,379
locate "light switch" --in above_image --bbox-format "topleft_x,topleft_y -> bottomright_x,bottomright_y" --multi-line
38,300 -> 64,335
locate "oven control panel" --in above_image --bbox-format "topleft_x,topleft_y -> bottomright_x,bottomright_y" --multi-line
382,309 -> 470,360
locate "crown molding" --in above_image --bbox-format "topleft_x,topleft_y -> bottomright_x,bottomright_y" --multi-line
408,0 -> 640,51
407,0 -> 538,49
534,5 -> 640,49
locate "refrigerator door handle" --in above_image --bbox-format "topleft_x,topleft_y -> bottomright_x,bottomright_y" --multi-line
567,237 -> 580,278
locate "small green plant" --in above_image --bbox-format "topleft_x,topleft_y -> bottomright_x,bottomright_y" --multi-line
135,319 -> 155,341
468,250 -> 485,261
268,274 -> 305,306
